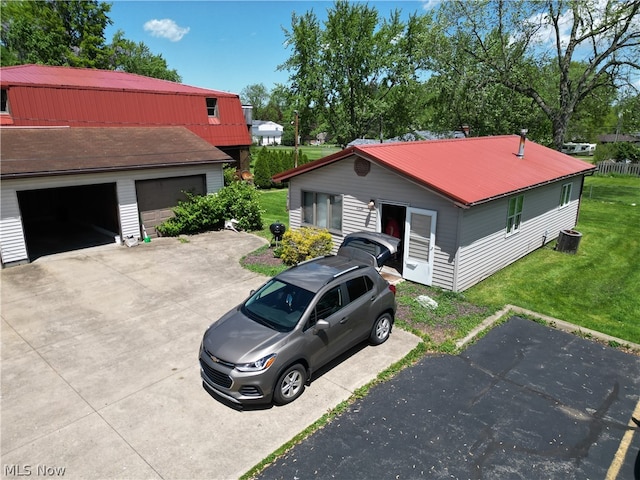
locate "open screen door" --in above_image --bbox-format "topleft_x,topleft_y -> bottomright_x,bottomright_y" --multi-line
402,208 -> 437,285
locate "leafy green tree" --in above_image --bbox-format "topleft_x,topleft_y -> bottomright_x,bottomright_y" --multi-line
1,0 -> 112,68
263,84 -> 291,124
109,30 -> 181,82
1,0 -> 182,82
241,83 -> 269,119
430,0 -> 640,150
615,93 -> 640,135
281,1 -> 434,146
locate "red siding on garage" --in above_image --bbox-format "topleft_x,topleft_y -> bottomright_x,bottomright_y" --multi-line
1,65 -> 251,147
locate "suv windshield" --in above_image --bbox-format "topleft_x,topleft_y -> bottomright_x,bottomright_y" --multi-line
242,279 -> 314,332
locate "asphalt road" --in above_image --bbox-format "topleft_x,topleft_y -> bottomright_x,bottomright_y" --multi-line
257,317 -> 640,480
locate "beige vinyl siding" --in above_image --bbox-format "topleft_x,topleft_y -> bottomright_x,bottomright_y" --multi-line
0,165 -> 223,266
287,156 -> 461,290
455,178 -> 583,291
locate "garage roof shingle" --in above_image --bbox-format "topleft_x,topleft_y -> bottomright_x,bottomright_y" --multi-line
0,127 -> 232,178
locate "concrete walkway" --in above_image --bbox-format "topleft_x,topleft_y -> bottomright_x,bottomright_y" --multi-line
1,231 -> 421,479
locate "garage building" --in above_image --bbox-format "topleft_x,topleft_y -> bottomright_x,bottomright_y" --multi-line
0,64 -> 252,267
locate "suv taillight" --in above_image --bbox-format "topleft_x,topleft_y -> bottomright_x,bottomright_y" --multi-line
388,284 -> 396,295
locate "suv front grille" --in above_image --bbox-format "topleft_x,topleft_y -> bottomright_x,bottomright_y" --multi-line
200,359 -> 232,388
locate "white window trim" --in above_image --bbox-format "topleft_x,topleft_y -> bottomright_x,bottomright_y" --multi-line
302,191 -> 343,232
505,194 -> 524,237
559,182 -> 572,209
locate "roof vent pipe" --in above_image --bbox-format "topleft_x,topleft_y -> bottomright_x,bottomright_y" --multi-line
516,129 -> 528,158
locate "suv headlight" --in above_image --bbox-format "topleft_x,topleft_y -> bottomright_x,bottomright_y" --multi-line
236,354 -> 277,372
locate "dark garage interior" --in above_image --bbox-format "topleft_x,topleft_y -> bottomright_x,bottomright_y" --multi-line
18,183 -> 120,260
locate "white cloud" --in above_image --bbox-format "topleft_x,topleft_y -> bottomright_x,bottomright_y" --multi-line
143,19 -> 190,42
421,0 -> 442,11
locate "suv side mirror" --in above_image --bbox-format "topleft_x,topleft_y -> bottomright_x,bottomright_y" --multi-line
313,319 -> 330,334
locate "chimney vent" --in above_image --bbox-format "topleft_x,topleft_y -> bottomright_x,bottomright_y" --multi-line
516,129 -> 528,158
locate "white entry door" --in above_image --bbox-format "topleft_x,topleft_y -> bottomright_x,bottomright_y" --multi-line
402,207 -> 437,285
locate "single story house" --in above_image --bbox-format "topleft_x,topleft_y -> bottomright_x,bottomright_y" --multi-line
273,134 -> 597,291
251,120 -> 284,146
0,127 -> 230,266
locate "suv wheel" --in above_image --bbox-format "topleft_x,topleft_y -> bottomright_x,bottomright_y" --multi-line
274,364 -> 306,405
369,313 -> 392,345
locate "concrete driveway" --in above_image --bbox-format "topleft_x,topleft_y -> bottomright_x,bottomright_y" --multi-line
1,231 -> 421,479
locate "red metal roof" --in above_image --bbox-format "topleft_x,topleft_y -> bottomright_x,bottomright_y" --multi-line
273,136 -> 597,206
0,64 -> 237,97
0,65 -> 251,147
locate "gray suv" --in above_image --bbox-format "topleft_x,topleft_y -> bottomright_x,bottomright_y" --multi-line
199,232 -> 400,406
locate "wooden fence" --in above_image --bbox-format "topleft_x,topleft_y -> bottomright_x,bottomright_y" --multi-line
596,162 -> 640,176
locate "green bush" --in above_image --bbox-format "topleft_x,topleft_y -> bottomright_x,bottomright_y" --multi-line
252,147 -> 312,189
213,181 -> 263,231
594,142 -> 640,163
279,227 -> 333,265
156,182 -> 263,236
223,165 -> 237,185
253,148 -> 273,189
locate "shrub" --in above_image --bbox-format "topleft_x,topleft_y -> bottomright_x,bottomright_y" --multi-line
213,181 -> 263,231
594,142 -> 640,163
223,165 -> 237,185
279,227 -> 333,265
253,148 -> 273,189
156,182 -> 263,236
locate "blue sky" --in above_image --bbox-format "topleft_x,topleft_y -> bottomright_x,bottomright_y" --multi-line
105,1 -> 432,95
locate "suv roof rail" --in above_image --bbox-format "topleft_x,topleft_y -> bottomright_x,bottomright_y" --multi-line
333,265 -> 360,278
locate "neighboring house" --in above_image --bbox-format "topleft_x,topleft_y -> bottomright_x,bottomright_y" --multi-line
251,120 -> 284,146
0,64 -> 252,266
597,134 -> 640,144
273,135 -> 596,292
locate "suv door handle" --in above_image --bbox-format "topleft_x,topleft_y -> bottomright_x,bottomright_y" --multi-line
339,317 -> 348,324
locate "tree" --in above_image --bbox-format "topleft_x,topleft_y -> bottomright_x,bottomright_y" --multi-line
1,0 -> 112,68
1,0 -> 182,82
430,0 -> 640,150
241,83 -> 269,119
615,92 -> 640,134
109,30 -> 181,82
281,1 -> 434,146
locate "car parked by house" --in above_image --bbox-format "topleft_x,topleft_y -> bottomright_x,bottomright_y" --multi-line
199,232 -> 400,406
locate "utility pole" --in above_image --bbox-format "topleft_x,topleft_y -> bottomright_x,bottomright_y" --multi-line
294,110 -> 299,168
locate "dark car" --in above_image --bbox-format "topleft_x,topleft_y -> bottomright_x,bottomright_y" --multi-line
199,232 -> 400,406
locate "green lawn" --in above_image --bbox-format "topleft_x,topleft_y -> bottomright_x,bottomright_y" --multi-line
255,176 -> 640,344
256,189 -> 289,241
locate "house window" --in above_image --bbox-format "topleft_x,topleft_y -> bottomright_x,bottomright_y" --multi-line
302,191 -> 342,231
506,194 -> 524,236
1,89 -> 8,113
206,97 -> 218,117
560,183 -> 572,208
